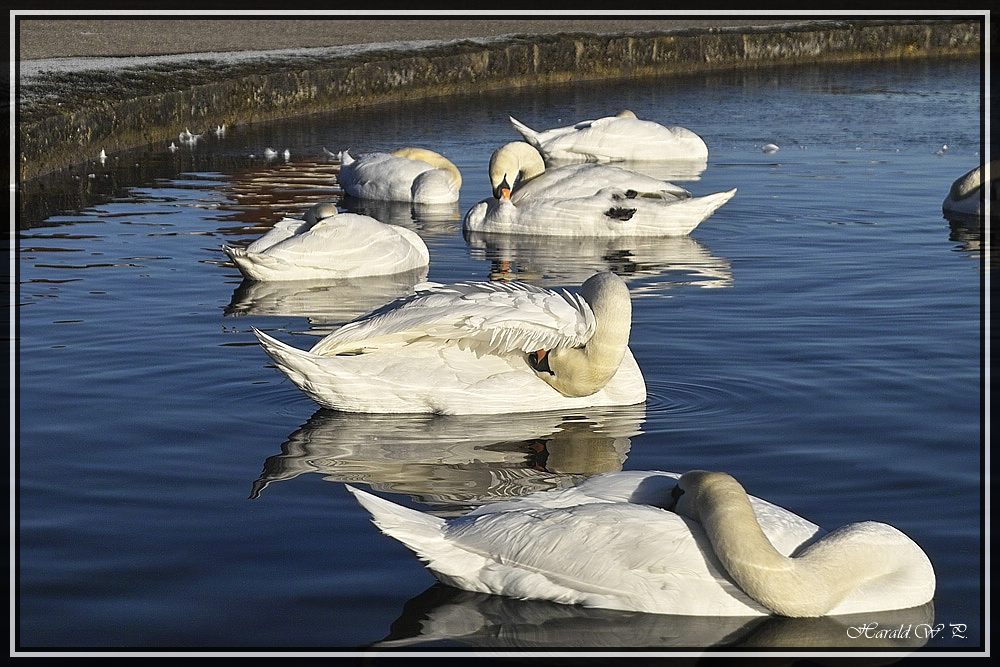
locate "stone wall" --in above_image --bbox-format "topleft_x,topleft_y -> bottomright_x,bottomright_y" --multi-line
17,19 -> 981,182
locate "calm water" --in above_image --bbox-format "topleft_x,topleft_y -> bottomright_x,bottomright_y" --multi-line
16,58 -> 984,651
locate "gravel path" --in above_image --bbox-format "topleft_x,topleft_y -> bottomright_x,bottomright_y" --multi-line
17,17 -> 795,60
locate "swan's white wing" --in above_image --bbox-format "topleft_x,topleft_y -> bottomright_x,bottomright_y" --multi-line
512,164 -> 689,204
310,281 -> 596,357
441,501 -> 768,614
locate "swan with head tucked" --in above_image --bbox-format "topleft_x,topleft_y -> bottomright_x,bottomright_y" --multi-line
347,469 -> 935,617
942,161 -> 996,222
464,142 -> 736,237
509,110 -> 709,163
252,271 -> 646,414
338,147 -> 462,204
222,202 -> 429,281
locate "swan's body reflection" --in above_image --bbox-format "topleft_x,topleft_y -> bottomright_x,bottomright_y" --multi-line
464,230 -> 732,290
251,406 -> 645,513
340,195 -> 461,236
224,267 -> 427,333
377,584 -> 935,649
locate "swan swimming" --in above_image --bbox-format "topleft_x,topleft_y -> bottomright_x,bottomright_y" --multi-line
253,271 -> 646,414
942,161 -> 996,222
348,469 -> 936,617
222,202 -> 429,281
464,142 -> 736,237
338,147 -> 462,204
509,110 -> 709,163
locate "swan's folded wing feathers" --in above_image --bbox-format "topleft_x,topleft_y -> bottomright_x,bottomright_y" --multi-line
310,281 -> 596,356
442,503 -> 747,609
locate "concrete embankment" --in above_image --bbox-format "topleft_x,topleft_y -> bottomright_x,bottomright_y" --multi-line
17,18 -> 980,182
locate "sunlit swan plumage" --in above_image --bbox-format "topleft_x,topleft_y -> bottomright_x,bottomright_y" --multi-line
349,469 -> 936,617
338,147 -> 462,204
464,142 -> 736,236
510,110 -> 709,163
942,161 -> 996,221
222,202 -> 429,281
253,271 -> 646,414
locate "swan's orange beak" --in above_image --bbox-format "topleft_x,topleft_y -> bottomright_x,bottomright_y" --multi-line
500,187 -> 511,201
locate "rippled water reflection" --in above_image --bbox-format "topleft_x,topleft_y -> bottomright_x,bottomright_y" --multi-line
17,58 -> 983,650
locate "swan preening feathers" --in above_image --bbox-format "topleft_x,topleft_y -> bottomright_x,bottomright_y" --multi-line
254,271 -> 645,414
349,470 -> 935,618
222,202 -> 429,281
509,110 -> 710,163
464,142 -> 736,236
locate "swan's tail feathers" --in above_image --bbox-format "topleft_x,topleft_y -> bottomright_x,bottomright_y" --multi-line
696,188 -> 738,217
252,327 -> 336,400
674,188 -> 737,233
509,116 -> 541,148
346,485 -> 449,562
222,246 -> 285,281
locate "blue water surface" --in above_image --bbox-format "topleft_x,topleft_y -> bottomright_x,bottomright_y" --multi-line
16,57 -> 984,651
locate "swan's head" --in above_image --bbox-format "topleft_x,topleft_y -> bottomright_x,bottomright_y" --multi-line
668,470 -> 747,521
616,109 -> 638,119
532,272 -> 632,398
392,147 -> 462,193
304,202 -> 339,226
489,142 -> 546,200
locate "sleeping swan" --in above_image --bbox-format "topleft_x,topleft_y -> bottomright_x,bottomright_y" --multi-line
463,142 -> 736,236
252,271 -> 646,414
222,202 -> 429,281
509,110 -> 709,163
942,161 -> 996,222
348,469 -> 936,617
338,147 -> 462,204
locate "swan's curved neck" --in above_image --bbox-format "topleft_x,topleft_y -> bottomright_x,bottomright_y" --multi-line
489,142 -> 546,197
392,147 -> 462,190
541,273 -> 631,398
677,472 -> 929,617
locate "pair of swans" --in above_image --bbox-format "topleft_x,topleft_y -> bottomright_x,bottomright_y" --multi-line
464,141 -> 736,237
348,469 -> 936,618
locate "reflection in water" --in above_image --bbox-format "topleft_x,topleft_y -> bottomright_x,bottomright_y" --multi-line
377,583 -> 935,649
216,160 -> 342,227
947,218 -> 984,259
223,267 -> 427,333
464,230 -> 732,291
251,405 -> 645,513
545,156 -> 708,183
340,195 -> 461,236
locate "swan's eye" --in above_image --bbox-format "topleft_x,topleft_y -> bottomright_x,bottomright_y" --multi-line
528,350 -> 553,375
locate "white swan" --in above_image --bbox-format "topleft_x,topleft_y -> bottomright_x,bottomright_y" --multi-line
348,469 -> 936,617
338,147 -> 462,204
510,110 -> 709,163
463,142 -> 736,237
222,202 -> 429,281
252,271 -> 646,414
942,161 -> 996,222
